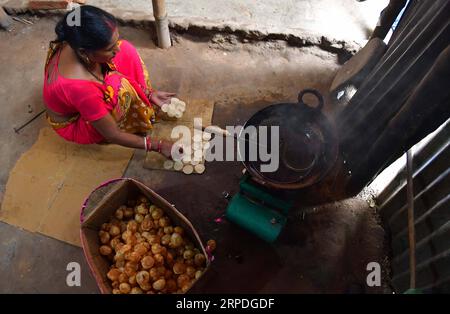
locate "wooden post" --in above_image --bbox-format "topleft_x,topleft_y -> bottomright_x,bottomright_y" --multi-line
151,0 -> 171,49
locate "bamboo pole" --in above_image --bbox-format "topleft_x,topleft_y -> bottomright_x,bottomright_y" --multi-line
151,0 -> 171,49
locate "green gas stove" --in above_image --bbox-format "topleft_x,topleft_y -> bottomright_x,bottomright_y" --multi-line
224,89 -> 337,243
226,174 -> 295,243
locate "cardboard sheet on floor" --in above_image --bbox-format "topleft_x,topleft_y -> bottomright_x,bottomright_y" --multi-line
144,99 -> 215,171
0,127 -> 134,247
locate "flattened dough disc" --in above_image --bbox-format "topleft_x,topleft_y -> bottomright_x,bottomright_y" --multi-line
183,165 -> 194,175
194,164 -> 205,174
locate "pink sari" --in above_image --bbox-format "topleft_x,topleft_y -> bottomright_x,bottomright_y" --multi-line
43,40 -> 156,144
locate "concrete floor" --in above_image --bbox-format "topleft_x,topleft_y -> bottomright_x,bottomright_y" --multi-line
0,17 -> 389,293
2,0 -> 389,48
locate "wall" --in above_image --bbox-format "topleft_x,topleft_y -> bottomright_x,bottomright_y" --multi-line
377,120 -> 450,293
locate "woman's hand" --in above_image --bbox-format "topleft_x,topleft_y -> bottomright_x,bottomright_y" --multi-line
91,115 -> 184,159
149,91 -> 176,108
157,139 -> 183,160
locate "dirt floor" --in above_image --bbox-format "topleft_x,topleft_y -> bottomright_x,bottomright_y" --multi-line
0,16 -> 390,293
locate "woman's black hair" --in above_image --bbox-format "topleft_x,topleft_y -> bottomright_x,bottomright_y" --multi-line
54,5 -> 117,52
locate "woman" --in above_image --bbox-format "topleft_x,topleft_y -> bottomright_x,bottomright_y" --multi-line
43,6 -> 177,158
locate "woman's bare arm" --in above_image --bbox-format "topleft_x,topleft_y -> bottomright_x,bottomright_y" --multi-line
91,114 -> 176,158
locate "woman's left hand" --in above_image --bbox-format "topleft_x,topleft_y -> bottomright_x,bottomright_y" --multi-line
150,90 -> 176,108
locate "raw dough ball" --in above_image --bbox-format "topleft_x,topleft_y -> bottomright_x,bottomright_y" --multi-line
167,108 -> 176,117
174,99 -> 186,111
177,104 -> 186,113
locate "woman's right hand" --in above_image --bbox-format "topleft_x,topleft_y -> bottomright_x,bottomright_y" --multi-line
149,91 -> 176,109
155,139 -> 183,160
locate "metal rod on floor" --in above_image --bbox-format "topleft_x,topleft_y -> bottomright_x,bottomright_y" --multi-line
13,109 -> 46,134
152,0 -> 171,49
406,149 -> 416,289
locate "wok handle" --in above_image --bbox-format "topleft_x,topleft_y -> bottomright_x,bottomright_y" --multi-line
298,89 -> 324,111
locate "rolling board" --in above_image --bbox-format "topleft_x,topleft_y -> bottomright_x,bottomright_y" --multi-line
143,99 -> 215,172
